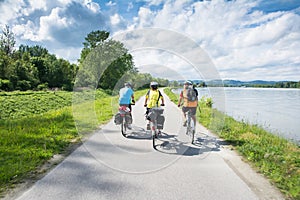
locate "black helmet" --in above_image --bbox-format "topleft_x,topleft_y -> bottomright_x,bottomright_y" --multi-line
150,81 -> 158,89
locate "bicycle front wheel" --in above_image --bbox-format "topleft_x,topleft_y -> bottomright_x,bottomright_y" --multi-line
151,122 -> 156,149
190,120 -> 195,144
152,132 -> 155,148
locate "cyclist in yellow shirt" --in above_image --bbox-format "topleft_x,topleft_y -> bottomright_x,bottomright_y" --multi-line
144,82 -> 165,130
144,82 -> 165,109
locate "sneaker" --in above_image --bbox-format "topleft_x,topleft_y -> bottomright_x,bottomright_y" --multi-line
183,120 -> 187,127
127,124 -> 132,130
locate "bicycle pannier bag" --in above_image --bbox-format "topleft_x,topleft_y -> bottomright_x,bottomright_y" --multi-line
114,113 -> 122,124
157,115 -> 165,129
125,114 -> 132,124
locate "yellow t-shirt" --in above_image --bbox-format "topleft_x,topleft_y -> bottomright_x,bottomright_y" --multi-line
146,90 -> 163,108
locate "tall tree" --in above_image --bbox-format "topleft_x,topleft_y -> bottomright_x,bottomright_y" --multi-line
79,30 -> 110,63
18,45 -> 48,57
77,30 -> 135,91
0,25 -> 16,55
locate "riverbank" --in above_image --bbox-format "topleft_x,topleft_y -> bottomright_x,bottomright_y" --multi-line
164,88 -> 300,200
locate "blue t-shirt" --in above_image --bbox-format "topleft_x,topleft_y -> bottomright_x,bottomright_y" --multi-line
119,87 -> 134,104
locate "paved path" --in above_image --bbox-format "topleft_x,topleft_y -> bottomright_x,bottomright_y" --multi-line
14,90 -> 284,200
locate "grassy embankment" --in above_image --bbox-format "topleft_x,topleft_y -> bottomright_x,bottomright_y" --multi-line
0,89 -> 147,197
164,88 -> 300,200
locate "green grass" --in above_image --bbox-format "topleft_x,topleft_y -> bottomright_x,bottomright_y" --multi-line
0,107 -> 77,195
0,91 -> 73,119
164,87 -> 300,200
0,88 -> 148,196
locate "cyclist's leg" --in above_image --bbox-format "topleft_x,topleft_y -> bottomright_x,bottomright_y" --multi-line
127,103 -> 133,122
121,104 -> 132,129
128,104 -> 132,112
146,108 -> 151,130
182,107 -> 188,126
190,107 -> 197,130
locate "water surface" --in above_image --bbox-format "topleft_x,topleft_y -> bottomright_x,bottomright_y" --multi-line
173,87 -> 300,144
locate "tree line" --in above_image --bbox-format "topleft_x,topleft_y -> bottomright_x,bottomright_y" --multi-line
0,25 -> 168,92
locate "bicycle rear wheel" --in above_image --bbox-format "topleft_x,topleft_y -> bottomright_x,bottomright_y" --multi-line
121,118 -> 127,137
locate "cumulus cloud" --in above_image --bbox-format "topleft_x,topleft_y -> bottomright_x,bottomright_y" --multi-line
0,0 -> 26,24
129,0 -> 300,81
1,0 -> 108,61
1,0 -> 299,80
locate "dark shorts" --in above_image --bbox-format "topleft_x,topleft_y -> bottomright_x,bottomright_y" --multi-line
182,107 -> 197,115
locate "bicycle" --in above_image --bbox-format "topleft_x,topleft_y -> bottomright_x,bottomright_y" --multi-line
185,109 -> 195,144
115,104 -> 134,137
146,106 -> 165,148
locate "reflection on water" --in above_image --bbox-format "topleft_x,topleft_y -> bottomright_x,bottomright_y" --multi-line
173,87 -> 300,144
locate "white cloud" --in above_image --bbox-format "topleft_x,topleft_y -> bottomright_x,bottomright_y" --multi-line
0,0 -> 26,24
86,2 -> 100,13
144,0 -> 166,6
110,13 -> 121,25
132,50 -> 197,80
1,0 -> 107,62
233,13 -> 298,48
12,21 -> 40,41
106,1 -> 116,7
135,7 -> 155,27
55,46 -> 82,62
1,0 -> 299,80
128,0 -> 300,81
27,0 -> 47,11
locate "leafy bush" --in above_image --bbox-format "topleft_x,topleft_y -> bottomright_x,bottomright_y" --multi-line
0,79 -> 13,91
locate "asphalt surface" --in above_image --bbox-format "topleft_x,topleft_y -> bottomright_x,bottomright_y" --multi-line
13,90 -> 284,200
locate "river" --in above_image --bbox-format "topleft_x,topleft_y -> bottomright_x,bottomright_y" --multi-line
172,87 -> 300,144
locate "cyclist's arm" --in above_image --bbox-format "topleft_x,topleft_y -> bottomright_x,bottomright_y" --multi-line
178,91 -> 183,106
131,89 -> 135,103
158,90 -> 164,105
144,90 -> 149,106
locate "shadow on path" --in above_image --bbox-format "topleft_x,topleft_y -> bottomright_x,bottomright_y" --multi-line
122,125 -> 224,157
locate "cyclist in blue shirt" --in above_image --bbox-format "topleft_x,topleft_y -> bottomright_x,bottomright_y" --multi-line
119,82 -> 135,129
119,82 -> 135,109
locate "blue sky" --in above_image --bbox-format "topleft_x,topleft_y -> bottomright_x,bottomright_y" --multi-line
0,0 -> 300,81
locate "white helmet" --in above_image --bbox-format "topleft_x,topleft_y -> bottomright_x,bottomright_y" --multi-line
124,82 -> 132,88
150,81 -> 158,89
184,80 -> 193,85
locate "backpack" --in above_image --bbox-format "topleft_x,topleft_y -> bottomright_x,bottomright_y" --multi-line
187,86 -> 197,102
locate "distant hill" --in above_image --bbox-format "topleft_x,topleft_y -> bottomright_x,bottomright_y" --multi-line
175,79 -> 299,88
222,80 -> 279,87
